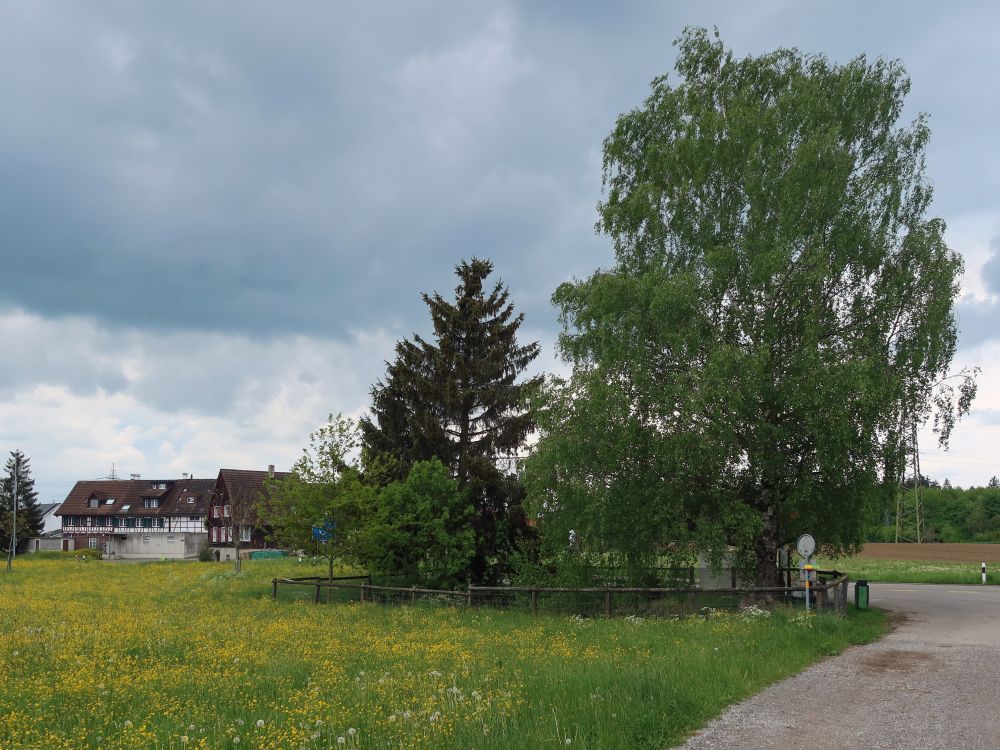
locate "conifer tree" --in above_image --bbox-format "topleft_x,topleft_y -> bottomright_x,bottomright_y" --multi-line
1,450 -> 42,558
361,258 -> 541,581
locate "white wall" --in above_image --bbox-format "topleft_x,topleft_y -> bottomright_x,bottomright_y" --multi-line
106,532 -> 208,560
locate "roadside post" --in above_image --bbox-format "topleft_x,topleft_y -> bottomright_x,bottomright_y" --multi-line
796,534 -> 817,612
983,562 -> 987,585
802,564 -> 817,612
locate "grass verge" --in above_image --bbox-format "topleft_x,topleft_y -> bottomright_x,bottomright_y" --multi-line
817,556 -> 1000,585
0,558 -> 886,749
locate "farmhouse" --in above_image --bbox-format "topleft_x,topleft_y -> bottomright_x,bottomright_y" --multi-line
207,466 -> 291,560
56,476 -> 214,559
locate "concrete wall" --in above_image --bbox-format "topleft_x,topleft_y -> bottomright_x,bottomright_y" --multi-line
106,532 -> 208,560
24,537 -> 63,553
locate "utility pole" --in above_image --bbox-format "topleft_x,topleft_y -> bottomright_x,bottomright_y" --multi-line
6,458 -> 17,572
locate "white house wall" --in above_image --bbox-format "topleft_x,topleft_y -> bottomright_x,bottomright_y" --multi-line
106,532 -> 207,560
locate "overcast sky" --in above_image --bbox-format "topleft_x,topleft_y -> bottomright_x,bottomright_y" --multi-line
2,1 -> 999,503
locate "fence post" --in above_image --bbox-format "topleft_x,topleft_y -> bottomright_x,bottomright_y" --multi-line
817,586 -> 828,612
314,583 -> 321,604
688,590 -> 695,613
467,585 -> 472,607
605,590 -> 612,618
531,589 -> 539,615
840,578 -> 849,616
360,584 -> 367,603
411,586 -> 416,605
272,579 -> 278,599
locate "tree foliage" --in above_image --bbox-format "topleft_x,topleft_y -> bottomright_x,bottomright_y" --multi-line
361,258 -> 540,582
525,28 -> 968,584
356,458 -> 474,587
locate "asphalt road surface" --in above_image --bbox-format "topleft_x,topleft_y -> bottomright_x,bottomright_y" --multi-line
679,583 -> 1000,749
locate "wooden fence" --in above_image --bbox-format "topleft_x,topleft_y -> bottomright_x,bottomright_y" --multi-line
271,575 -> 851,617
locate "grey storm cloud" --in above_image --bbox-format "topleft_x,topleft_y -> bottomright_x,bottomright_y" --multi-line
982,236 -> 1000,297
0,1 -> 998,343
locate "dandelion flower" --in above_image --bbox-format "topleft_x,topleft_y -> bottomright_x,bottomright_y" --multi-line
256,720 -> 265,728
124,720 -> 133,728
233,737 -> 240,744
180,737 -> 188,744
565,739 -> 572,745
337,737 -> 345,745
348,728 -> 357,736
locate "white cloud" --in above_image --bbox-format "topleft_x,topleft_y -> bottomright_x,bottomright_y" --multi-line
0,309 -> 398,502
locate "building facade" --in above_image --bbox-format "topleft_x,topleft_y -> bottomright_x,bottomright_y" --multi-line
207,467 -> 290,560
56,477 -> 214,559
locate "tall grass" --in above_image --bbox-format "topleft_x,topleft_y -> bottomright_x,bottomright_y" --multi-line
0,558 -> 885,749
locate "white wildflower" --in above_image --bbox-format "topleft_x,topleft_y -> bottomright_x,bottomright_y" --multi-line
348,728 -> 357,736
256,719 -> 265,728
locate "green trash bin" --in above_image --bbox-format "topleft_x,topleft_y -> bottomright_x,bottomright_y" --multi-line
855,579 -> 869,609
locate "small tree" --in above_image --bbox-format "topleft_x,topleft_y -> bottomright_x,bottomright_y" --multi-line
356,459 -> 474,587
262,415 -> 371,581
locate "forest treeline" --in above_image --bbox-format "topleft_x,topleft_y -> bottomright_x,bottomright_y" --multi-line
869,478 -> 1000,543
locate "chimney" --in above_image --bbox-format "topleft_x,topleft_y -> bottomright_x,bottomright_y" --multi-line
268,464 -> 275,479
129,473 -> 141,481
182,472 -> 191,480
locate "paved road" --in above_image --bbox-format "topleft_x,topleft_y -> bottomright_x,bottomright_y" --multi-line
680,583 -> 1000,749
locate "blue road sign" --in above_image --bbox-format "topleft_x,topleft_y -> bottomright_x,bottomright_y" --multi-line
311,520 -> 336,543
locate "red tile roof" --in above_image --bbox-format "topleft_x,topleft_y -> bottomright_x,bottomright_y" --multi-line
56,479 -> 216,517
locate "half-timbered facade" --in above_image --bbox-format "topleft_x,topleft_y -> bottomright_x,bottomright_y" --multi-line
56,477 -> 214,559
207,467 -> 290,559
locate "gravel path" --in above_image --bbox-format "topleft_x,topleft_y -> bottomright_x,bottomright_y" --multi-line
678,583 -> 1000,749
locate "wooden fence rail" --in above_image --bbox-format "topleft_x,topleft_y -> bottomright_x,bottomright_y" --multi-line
271,575 -> 851,617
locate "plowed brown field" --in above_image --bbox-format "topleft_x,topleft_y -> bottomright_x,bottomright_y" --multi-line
859,543 -> 1000,562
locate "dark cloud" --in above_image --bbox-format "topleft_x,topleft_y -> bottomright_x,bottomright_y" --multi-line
956,298 -> 1000,350
981,236 -> 1000,297
0,1 -> 997,344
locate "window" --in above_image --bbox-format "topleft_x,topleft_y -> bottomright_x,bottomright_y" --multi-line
88,538 -> 98,549
121,504 -> 131,511
143,535 -> 150,543
88,498 -> 99,508
189,516 -> 201,522
223,505 -> 231,518
156,518 -> 165,528
110,517 -> 119,528
141,517 -> 152,528
167,535 -> 175,542
240,526 -> 251,543
143,498 -> 159,508
125,517 -> 136,528
105,498 -> 115,505
152,482 -> 167,490
187,496 -> 195,504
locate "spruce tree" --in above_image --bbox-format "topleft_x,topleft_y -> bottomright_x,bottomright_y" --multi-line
2,450 -> 42,557
361,258 -> 541,582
